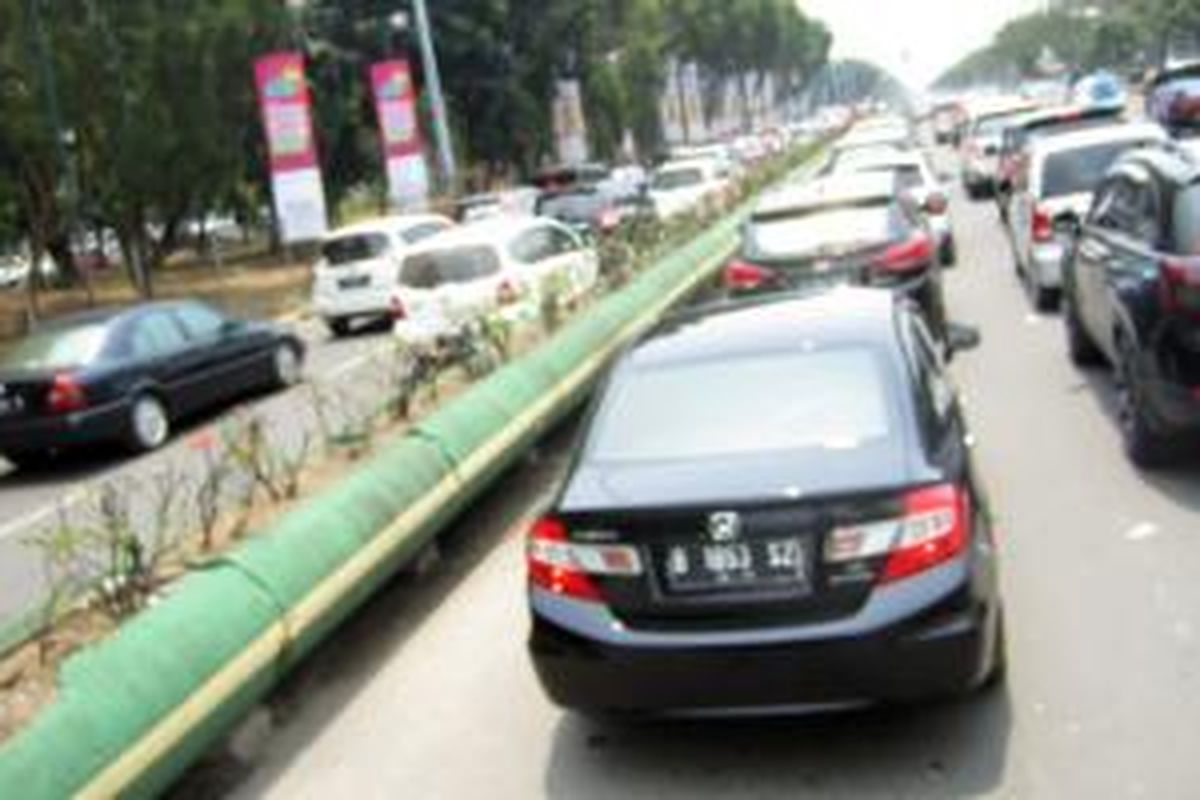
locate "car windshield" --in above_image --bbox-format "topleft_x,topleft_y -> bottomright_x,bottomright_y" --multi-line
322,233 -> 390,266
536,190 -> 607,221
1041,140 -> 1150,197
0,323 -> 109,370
653,167 -> 704,190
746,204 -> 899,261
588,348 -> 898,463
400,246 -> 501,288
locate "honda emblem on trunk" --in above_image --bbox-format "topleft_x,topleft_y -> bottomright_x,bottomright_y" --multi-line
707,511 -> 742,543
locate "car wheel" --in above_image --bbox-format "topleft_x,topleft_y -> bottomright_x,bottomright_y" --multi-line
1064,295 -> 1102,367
271,342 -> 303,389
940,238 -> 957,268
126,393 -> 171,453
1033,284 -> 1059,313
326,317 -> 352,338
1115,340 -> 1175,469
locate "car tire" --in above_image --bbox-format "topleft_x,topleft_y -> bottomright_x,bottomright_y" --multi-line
125,393 -> 171,454
326,317 -> 352,338
1115,339 -> 1175,469
1033,284 -> 1059,313
1064,295 -> 1103,367
271,342 -> 304,389
940,237 -> 957,268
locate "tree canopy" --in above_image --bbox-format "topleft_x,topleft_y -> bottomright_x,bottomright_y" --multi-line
0,0 -> 831,299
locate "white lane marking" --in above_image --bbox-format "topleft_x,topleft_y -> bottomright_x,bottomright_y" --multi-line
1125,521 -> 1160,542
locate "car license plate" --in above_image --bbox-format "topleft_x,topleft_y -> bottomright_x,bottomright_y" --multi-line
337,275 -> 371,290
662,537 -> 809,594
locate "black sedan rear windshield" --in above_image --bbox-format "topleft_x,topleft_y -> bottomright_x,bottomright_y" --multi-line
588,348 -> 899,463
1042,141 -> 1151,197
744,204 -> 905,261
0,324 -> 109,370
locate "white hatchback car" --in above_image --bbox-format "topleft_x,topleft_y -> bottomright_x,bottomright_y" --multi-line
313,214 -> 455,336
827,148 -> 957,266
390,216 -> 599,343
648,158 -> 733,221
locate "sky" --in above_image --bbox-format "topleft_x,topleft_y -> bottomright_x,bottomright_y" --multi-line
799,0 -> 1047,88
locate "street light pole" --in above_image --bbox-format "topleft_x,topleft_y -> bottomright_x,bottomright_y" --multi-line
410,0 -> 457,190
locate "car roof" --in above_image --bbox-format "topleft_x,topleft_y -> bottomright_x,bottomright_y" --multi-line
1114,142 -> 1200,186
631,288 -> 901,368
1030,122 -> 1167,159
657,158 -> 717,171
833,149 -> 926,172
1011,104 -> 1122,131
325,214 -> 449,239
404,214 -> 550,252
31,299 -> 214,333
756,172 -> 895,217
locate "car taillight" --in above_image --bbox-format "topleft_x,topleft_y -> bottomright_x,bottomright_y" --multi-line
1160,256 -> 1200,317
527,516 -> 643,602
824,483 -> 970,584
389,295 -> 407,320
1032,205 -> 1053,243
497,279 -> 520,306
723,259 -> 777,291
872,233 -> 933,273
598,207 -> 621,233
48,372 -> 87,414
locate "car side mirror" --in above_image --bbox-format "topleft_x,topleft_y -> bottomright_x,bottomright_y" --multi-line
944,323 -> 982,361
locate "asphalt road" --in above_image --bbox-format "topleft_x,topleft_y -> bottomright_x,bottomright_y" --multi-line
185,154 -> 1200,799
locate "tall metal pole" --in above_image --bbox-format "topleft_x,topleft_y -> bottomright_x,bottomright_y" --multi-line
410,0 -> 457,189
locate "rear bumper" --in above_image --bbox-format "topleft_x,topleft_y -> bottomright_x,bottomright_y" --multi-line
0,399 -> 130,454
530,558 -> 1000,716
1030,242 -> 1066,289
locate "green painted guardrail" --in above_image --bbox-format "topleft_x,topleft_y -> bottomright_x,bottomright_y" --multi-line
0,203 -> 755,799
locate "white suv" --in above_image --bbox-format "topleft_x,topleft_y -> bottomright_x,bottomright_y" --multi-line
390,216 -> 599,343
313,214 -> 455,336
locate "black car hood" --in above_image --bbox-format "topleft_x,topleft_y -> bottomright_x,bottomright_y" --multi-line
560,443 -> 931,512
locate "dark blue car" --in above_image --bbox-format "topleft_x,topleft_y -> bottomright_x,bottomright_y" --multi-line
527,288 -> 1004,717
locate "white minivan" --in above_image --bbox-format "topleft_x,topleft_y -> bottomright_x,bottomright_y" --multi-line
313,214 -> 455,336
390,216 -> 600,343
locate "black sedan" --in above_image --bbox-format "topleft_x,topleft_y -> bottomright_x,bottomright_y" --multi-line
0,300 -> 304,467
722,172 -> 949,339
1064,145 -> 1200,467
528,288 -> 1003,717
